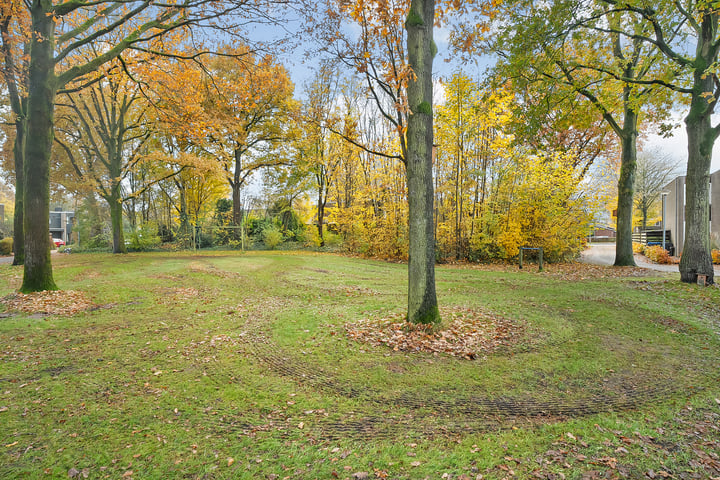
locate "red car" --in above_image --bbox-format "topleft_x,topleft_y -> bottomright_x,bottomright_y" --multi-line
52,238 -> 65,248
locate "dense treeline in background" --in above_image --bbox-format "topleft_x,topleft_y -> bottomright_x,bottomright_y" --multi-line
4,0 -> 716,267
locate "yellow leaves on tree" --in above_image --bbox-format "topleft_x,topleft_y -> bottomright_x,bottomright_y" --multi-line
430,74 -> 595,262
491,153 -> 595,261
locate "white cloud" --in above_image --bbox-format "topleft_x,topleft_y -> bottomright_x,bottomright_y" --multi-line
645,126 -> 720,175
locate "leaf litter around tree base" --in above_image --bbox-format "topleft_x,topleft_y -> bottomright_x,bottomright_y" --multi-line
1,290 -> 97,316
345,306 -> 527,359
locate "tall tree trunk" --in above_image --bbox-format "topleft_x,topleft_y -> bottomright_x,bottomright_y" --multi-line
86,194 -> 102,240
231,147 -> 243,225
455,154 -> 461,260
12,114 -> 25,265
405,0 -> 439,325
680,72 -> 715,284
109,199 -> 126,253
109,149 -> 127,253
678,10 -> 716,285
317,184 -> 326,247
109,194 -> 127,254
21,1 -> 57,292
641,207 -> 647,230
1,14 -> 27,266
178,208 -> 190,238
232,181 -> 242,225
614,113 -> 638,267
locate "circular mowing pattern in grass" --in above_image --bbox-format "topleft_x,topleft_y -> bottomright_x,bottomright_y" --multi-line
238,326 -> 711,442
345,307 -> 526,359
233,294 -> 718,443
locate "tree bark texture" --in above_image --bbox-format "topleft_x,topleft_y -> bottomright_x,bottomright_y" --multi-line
679,14 -> 716,285
405,0 -> 439,324
21,0 -> 57,292
108,114 -> 127,254
12,115 -> 25,265
109,195 -> 126,254
681,79 -> 715,283
232,148 -> 242,225
317,185 -> 326,247
614,107 -> 638,267
1,9 -> 27,266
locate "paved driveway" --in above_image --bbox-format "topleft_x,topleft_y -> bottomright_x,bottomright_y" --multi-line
581,243 -> 720,275
0,249 -> 60,265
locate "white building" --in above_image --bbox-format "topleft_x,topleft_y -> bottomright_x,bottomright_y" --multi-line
49,208 -> 74,244
663,170 -> 720,254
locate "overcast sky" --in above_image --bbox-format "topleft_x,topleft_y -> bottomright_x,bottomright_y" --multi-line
645,123 -> 720,176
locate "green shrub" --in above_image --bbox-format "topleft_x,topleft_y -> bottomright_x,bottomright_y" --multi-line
196,231 -> 215,249
246,218 -> 273,236
158,224 -> 174,243
0,237 -> 12,255
126,223 -> 161,252
323,231 -> 342,247
84,232 -> 111,250
262,224 -> 283,250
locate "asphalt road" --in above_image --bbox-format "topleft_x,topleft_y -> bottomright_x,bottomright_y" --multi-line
0,249 -> 60,265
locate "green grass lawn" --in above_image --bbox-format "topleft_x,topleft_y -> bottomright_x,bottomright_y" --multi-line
0,251 -> 718,479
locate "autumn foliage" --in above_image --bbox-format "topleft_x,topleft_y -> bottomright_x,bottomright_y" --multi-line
711,249 -> 720,265
320,74 -> 595,263
643,245 -> 672,264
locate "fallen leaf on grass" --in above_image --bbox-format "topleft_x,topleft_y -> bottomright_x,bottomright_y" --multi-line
155,287 -> 199,304
448,262 -> 655,281
346,307 -> 526,358
2,290 -> 96,316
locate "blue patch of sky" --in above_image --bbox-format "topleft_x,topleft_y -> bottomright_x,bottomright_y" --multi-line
243,5 -> 720,184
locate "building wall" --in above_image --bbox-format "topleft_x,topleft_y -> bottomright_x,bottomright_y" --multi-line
664,175 -> 685,254
49,210 -> 74,243
665,170 -> 720,254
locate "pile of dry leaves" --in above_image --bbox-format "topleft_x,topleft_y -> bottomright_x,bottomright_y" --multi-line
1,290 -> 97,316
345,307 -> 525,359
